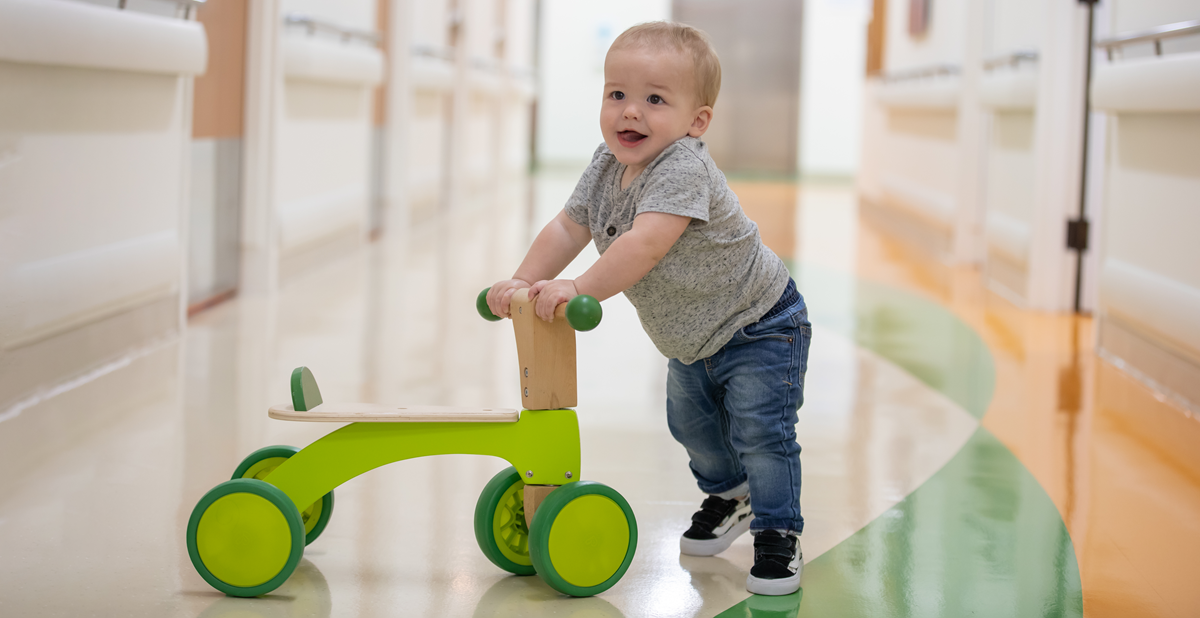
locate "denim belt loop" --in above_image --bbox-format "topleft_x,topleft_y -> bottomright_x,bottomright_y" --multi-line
760,278 -> 799,322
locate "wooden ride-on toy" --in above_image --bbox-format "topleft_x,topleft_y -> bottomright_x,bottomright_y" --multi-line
185,289 -> 636,598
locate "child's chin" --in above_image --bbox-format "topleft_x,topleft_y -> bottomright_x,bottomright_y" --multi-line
613,152 -> 647,167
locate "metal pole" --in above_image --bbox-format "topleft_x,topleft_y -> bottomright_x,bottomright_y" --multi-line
1073,0 -> 1097,313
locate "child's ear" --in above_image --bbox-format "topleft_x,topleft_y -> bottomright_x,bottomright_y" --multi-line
688,106 -> 713,138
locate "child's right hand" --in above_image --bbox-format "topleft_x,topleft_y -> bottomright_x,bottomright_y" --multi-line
486,279 -> 532,319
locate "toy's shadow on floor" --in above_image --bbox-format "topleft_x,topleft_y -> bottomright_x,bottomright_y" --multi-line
193,559 -> 331,618
472,574 -> 624,618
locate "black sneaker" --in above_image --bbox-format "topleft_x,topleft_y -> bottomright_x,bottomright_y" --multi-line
746,530 -> 802,595
679,494 -> 753,556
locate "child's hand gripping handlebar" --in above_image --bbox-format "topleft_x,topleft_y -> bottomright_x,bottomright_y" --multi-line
476,287 -> 603,332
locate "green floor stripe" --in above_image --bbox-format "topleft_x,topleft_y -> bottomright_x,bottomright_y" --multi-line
717,428 -> 1082,618
711,263 -> 1081,616
794,263 -> 995,419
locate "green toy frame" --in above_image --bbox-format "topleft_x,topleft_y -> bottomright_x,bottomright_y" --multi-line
189,292 -> 635,599
257,409 -> 582,515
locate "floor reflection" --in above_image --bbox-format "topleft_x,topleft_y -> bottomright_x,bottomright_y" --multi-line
11,179 -> 1193,616
845,193 -> 1200,616
471,575 -> 624,618
195,560 -> 332,618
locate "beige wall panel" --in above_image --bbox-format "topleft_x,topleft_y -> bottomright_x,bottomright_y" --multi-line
1104,113 -> 1200,290
193,0 -> 247,138
373,0 -> 388,127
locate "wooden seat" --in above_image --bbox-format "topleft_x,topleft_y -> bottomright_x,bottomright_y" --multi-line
269,403 -> 520,423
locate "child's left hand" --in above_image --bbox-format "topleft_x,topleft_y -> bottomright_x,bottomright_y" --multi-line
528,279 -> 579,322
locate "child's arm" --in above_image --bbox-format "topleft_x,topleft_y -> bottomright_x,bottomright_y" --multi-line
486,210 -> 592,318
529,212 -> 690,321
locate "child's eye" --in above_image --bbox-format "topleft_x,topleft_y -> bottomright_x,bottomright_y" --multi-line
611,91 -> 625,101
648,94 -> 664,104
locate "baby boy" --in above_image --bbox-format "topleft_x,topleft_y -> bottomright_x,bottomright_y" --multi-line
487,21 -> 811,596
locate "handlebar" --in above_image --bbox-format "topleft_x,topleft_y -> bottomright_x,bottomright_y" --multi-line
477,287 -> 602,332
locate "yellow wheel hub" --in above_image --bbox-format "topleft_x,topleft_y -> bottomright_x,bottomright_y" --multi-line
197,492 -> 294,587
548,495 -> 629,588
493,482 -> 531,565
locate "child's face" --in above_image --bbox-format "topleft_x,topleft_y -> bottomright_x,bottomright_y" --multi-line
601,46 -> 712,173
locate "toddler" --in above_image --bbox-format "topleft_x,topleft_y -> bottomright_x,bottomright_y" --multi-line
486,21 -> 810,596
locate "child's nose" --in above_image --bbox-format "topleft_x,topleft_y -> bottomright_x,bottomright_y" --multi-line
622,103 -> 640,120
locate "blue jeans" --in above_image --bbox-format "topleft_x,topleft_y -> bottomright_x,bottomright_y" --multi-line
666,279 -> 811,533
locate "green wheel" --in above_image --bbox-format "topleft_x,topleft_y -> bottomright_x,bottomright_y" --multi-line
529,481 -> 637,597
474,467 -> 536,575
233,445 -> 334,546
187,478 -> 305,597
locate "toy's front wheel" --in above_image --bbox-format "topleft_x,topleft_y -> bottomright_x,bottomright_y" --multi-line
474,467 -> 536,575
187,478 -> 305,597
233,445 -> 334,545
529,481 -> 637,597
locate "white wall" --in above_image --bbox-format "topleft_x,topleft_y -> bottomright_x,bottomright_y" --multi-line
799,0 -> 869,177
1110,0 -> 1200,36
384,0 -> 537,239
884,0 -> 965,70
860,0 -> 1101,298
1094,0 -> 1200,398
985,0 -> 1041,55
977,0 -> 1042,301
981,110 -> 1035,296
273,2 -> 382,258
0,0 -> 204,473
858,0 -> 971,262
536,0 -> 671,166
395,0 -> 453,221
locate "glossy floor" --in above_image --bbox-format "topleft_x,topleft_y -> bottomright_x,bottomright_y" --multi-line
0,178 -> 1196,617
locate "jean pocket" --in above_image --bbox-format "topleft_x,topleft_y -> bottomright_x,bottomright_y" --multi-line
739,312 -> 799,343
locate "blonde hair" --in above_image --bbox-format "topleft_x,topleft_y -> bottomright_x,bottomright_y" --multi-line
609,21 -> 722,108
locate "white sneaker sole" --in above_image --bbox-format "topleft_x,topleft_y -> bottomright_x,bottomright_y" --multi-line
679,513 -> 753,556
746,563 -> 802,596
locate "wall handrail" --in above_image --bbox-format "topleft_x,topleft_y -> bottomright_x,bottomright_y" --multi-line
118,0 -> 203,19
0,0 -> 207,75
880,64 -> 959,82
411,43 -> 456,62
982,50 -> 1038,71
283,13 -> 379,46
1095,19 -> 1200,59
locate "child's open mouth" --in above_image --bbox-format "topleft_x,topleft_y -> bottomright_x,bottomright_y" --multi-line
617,131 -> 648,148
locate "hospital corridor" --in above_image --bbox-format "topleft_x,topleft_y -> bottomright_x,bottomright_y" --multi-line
1,0 -> 1199,617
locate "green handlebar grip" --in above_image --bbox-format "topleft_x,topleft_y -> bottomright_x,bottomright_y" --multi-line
477,288 -> 503,322
478,287 -> 601,330
566,295 -> 602,332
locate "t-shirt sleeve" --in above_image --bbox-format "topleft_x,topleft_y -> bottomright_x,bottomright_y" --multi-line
563,143 -> 611,227
634,145 -> 711,223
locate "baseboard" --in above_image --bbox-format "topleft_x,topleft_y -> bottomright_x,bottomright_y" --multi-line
859,192 -> 954,265
985,249 -> 1028,307
278,226 -> 364,283
1099,315 -> 1200,415
0,295 -> 179,416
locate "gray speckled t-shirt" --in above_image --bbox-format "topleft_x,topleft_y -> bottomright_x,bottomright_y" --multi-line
564,137 -> 789,364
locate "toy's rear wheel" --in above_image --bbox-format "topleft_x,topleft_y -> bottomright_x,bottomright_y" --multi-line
529,481 -> 637,597
474,467 -> 536,575
187,478 -> 305,597
233,445 -> 334,545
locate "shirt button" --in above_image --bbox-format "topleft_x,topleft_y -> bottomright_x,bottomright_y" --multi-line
607,226 -> 616,236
